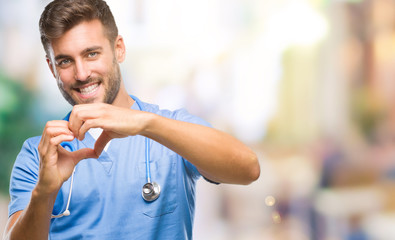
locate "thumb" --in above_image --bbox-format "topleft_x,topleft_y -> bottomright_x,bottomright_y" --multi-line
72,148 -> 98,164
94,131 -> 112,157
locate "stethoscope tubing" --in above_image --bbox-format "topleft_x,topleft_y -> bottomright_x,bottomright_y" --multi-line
130,95 -> 153,184
52,95 -> 158,218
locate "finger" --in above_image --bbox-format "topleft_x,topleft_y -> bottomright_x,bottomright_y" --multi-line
68,105 -> 93,140
42,127 -> 73,147
56,147 -> 97,175
78,119 -> 98,141
40,134 -> 75,166
46,135 -> 74,156
44,120 -> 70,127
71,148 -> 98,163
39,125 -> 74,155
94,131 -> 112,157
41,121 -> 72,141
49,134 -> 75,147
68,113 -> 85,141
69,105 -> 104,140
46,126 -> 73,138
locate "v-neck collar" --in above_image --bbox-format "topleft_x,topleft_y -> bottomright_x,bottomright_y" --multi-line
63,100 -> 139,175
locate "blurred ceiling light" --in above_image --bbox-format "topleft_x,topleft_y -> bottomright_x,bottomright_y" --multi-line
266,0 -> 329,48
265,195 -> 276,207
272,211 -> 282,224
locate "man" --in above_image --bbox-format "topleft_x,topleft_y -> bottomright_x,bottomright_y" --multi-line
3,0 -> 260,239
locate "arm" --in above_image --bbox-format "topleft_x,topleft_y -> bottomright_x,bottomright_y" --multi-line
3,121 -> 97,240
3,189 -> 57,240
69,103 -> 260,185
141,114 -> 260,184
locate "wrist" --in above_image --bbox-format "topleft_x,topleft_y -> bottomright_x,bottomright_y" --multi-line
139,111 -> 157,137
33,182 -> 60,203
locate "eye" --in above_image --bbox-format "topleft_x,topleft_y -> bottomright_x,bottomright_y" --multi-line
57,59 -> 71,67
88,52 -> 98,58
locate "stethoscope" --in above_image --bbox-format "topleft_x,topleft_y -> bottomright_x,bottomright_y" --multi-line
51,95 -> 160,219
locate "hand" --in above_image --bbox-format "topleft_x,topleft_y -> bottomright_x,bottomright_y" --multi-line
67,103 -> 149,156
37,120 -> 97,195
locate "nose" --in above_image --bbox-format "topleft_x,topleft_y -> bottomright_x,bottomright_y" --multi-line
74,59 -> 91,81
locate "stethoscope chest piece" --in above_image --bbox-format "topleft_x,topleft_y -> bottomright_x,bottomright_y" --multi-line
142,182 -> 161,202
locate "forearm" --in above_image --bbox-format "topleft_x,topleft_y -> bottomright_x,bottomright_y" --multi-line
4,187 -> 57,240
141,113 -> 260,185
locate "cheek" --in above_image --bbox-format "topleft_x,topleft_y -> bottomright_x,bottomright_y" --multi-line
57,70 -> 74,87
94,62 -> 113,79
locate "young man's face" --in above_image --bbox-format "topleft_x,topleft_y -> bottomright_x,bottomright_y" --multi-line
48,19 -> 123,105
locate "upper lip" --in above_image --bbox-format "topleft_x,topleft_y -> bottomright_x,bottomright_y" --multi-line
74,82 -> 100,92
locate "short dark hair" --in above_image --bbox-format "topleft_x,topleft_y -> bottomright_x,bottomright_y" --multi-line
39,0 -> 118,55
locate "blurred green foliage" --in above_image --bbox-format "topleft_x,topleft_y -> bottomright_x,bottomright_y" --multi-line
0,71 -> 41,195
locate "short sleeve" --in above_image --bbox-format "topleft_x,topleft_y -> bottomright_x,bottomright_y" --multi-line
8,137 -> 40,217
171,109 -> 219,184
172,108 -> 212,128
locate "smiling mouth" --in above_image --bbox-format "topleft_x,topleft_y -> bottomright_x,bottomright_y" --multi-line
76,83 -> 100,96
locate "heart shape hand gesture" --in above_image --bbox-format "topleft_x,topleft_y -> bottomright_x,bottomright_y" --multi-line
37,103 -> 147,195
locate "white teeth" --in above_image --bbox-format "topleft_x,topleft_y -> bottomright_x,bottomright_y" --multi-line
80,83 -> 99,95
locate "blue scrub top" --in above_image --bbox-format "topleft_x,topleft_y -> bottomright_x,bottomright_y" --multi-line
8,99 -> 211,240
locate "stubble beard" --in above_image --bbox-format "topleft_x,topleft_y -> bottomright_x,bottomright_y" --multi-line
57,60 -> 121,106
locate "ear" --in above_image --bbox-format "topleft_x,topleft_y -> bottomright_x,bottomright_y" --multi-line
46,56 -> 57,79
114,35 -> 126,63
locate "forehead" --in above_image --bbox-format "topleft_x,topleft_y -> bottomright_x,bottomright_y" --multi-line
50,19 -> 109,56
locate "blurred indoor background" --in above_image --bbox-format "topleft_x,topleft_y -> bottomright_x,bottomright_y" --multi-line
2,0 -> 395,239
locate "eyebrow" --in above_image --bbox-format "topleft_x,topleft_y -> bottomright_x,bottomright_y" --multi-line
54,54 -> 71,61
83,46 -> 103,54
54,46 -> 103,61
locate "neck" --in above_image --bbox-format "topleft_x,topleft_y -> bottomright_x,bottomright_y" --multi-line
111,82 -> 134,108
